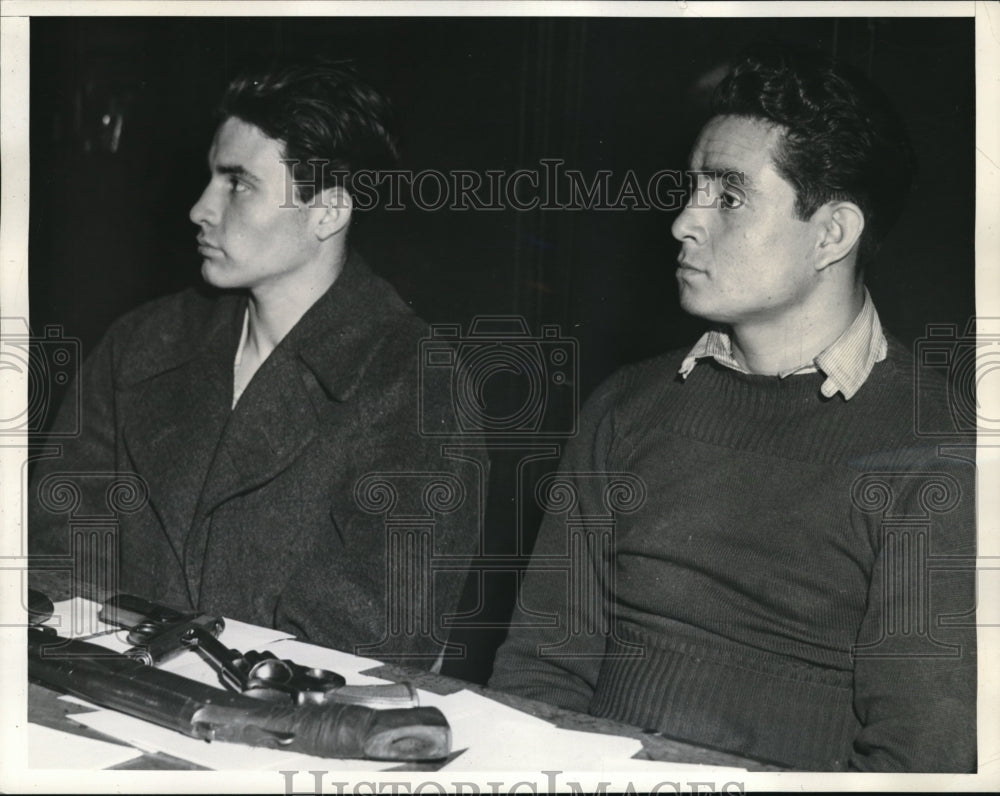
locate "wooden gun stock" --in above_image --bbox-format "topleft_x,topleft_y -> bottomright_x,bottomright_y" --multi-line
28,628 -> 450,761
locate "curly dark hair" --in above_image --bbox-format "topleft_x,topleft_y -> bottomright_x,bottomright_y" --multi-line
219,57 -> 399,205
713,44 -> 916,267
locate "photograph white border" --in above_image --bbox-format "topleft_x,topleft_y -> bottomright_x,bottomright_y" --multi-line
2,2 -> 997,792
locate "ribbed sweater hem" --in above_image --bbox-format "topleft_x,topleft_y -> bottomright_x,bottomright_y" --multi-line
588,623 -> 858,770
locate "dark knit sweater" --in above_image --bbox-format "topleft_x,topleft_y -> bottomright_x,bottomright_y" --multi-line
489,336 -> 976,771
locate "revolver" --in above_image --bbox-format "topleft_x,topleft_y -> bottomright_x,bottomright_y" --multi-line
99,594 -> 418,709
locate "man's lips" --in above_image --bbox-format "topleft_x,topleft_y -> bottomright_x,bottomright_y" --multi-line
676,257 -> 705,274
197,238 -> 222,255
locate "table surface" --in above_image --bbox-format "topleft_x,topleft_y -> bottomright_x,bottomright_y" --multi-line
25,574 -> 783,772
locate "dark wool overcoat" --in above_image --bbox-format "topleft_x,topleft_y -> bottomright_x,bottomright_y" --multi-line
30,254 -> 485,666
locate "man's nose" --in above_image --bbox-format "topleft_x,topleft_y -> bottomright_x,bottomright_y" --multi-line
189,184 -> 217,226
671,199 -> 706,244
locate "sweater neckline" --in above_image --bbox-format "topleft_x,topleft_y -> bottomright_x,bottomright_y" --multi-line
699,357 -> 829,394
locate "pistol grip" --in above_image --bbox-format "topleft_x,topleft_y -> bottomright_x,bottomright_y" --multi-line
317,682 -> 418,709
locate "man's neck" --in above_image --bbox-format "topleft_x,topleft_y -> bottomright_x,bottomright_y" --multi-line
244,250 -> 347,362
729,282 -> 866,376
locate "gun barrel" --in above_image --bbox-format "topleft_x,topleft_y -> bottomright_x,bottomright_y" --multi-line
28,629 -> 450,761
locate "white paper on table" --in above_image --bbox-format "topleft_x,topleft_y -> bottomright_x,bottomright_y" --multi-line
57,694 -> 99,709
28,721 -> 143,769
46,599 -> 649,772
263,639 -> 384,679
49,598 -> 129,648
67,708 -> 396,772
440,718 -> 643,771
215,617 -> 296,649
416,688 -> 553,729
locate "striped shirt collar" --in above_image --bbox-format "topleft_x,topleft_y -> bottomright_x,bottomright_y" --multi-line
678,290 -> 888,400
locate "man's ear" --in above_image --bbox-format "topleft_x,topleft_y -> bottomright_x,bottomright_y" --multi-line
813,201 -> 864,271
313,186 -> 352,241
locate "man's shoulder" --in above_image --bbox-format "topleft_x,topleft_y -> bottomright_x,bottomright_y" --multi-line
605,347 -> 692,396
102,286 -> 239,378
326,253 -> 429,347
581,347 -> 690,420
877,329 -> 963,441
115,285 -> 229,332
866,330 -> 949,413
290,258 -> 431,402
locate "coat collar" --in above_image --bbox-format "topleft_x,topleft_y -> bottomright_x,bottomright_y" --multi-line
118,251 -> 412,399
278,250 -> 415,403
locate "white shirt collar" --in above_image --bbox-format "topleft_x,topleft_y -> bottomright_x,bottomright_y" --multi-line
678,290 -> 888,400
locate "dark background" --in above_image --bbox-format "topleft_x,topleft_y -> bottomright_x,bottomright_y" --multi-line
29,16 -> 975,683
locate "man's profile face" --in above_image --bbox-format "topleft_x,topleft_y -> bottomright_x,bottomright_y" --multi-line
189,116 -> 318,294
671,115 -> 819,328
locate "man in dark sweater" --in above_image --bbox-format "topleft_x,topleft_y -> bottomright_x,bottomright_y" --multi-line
30,59 -> 483,667
489,48 -> 977,771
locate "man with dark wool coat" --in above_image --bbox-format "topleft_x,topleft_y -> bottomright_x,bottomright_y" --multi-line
30,58 -> 483,668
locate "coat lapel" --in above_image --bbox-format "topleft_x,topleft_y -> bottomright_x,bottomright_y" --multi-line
191,349 -> 322,519
189,254 -> 405,520
119,292 -> 243,605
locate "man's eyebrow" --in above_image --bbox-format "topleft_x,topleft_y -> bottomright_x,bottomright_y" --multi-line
699,164 -> 756,193
213,163 -> 263,184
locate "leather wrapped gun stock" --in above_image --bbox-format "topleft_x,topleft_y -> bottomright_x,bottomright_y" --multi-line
28,628 -> 451,761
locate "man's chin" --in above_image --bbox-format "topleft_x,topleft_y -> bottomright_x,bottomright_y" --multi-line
200,261 -> 237,290
678,292 -> 729,324
676,286 -> 705,316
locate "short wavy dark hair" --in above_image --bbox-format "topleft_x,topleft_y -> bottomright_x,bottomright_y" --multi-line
219,57 -> 399,204
713,45 -> 916,267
